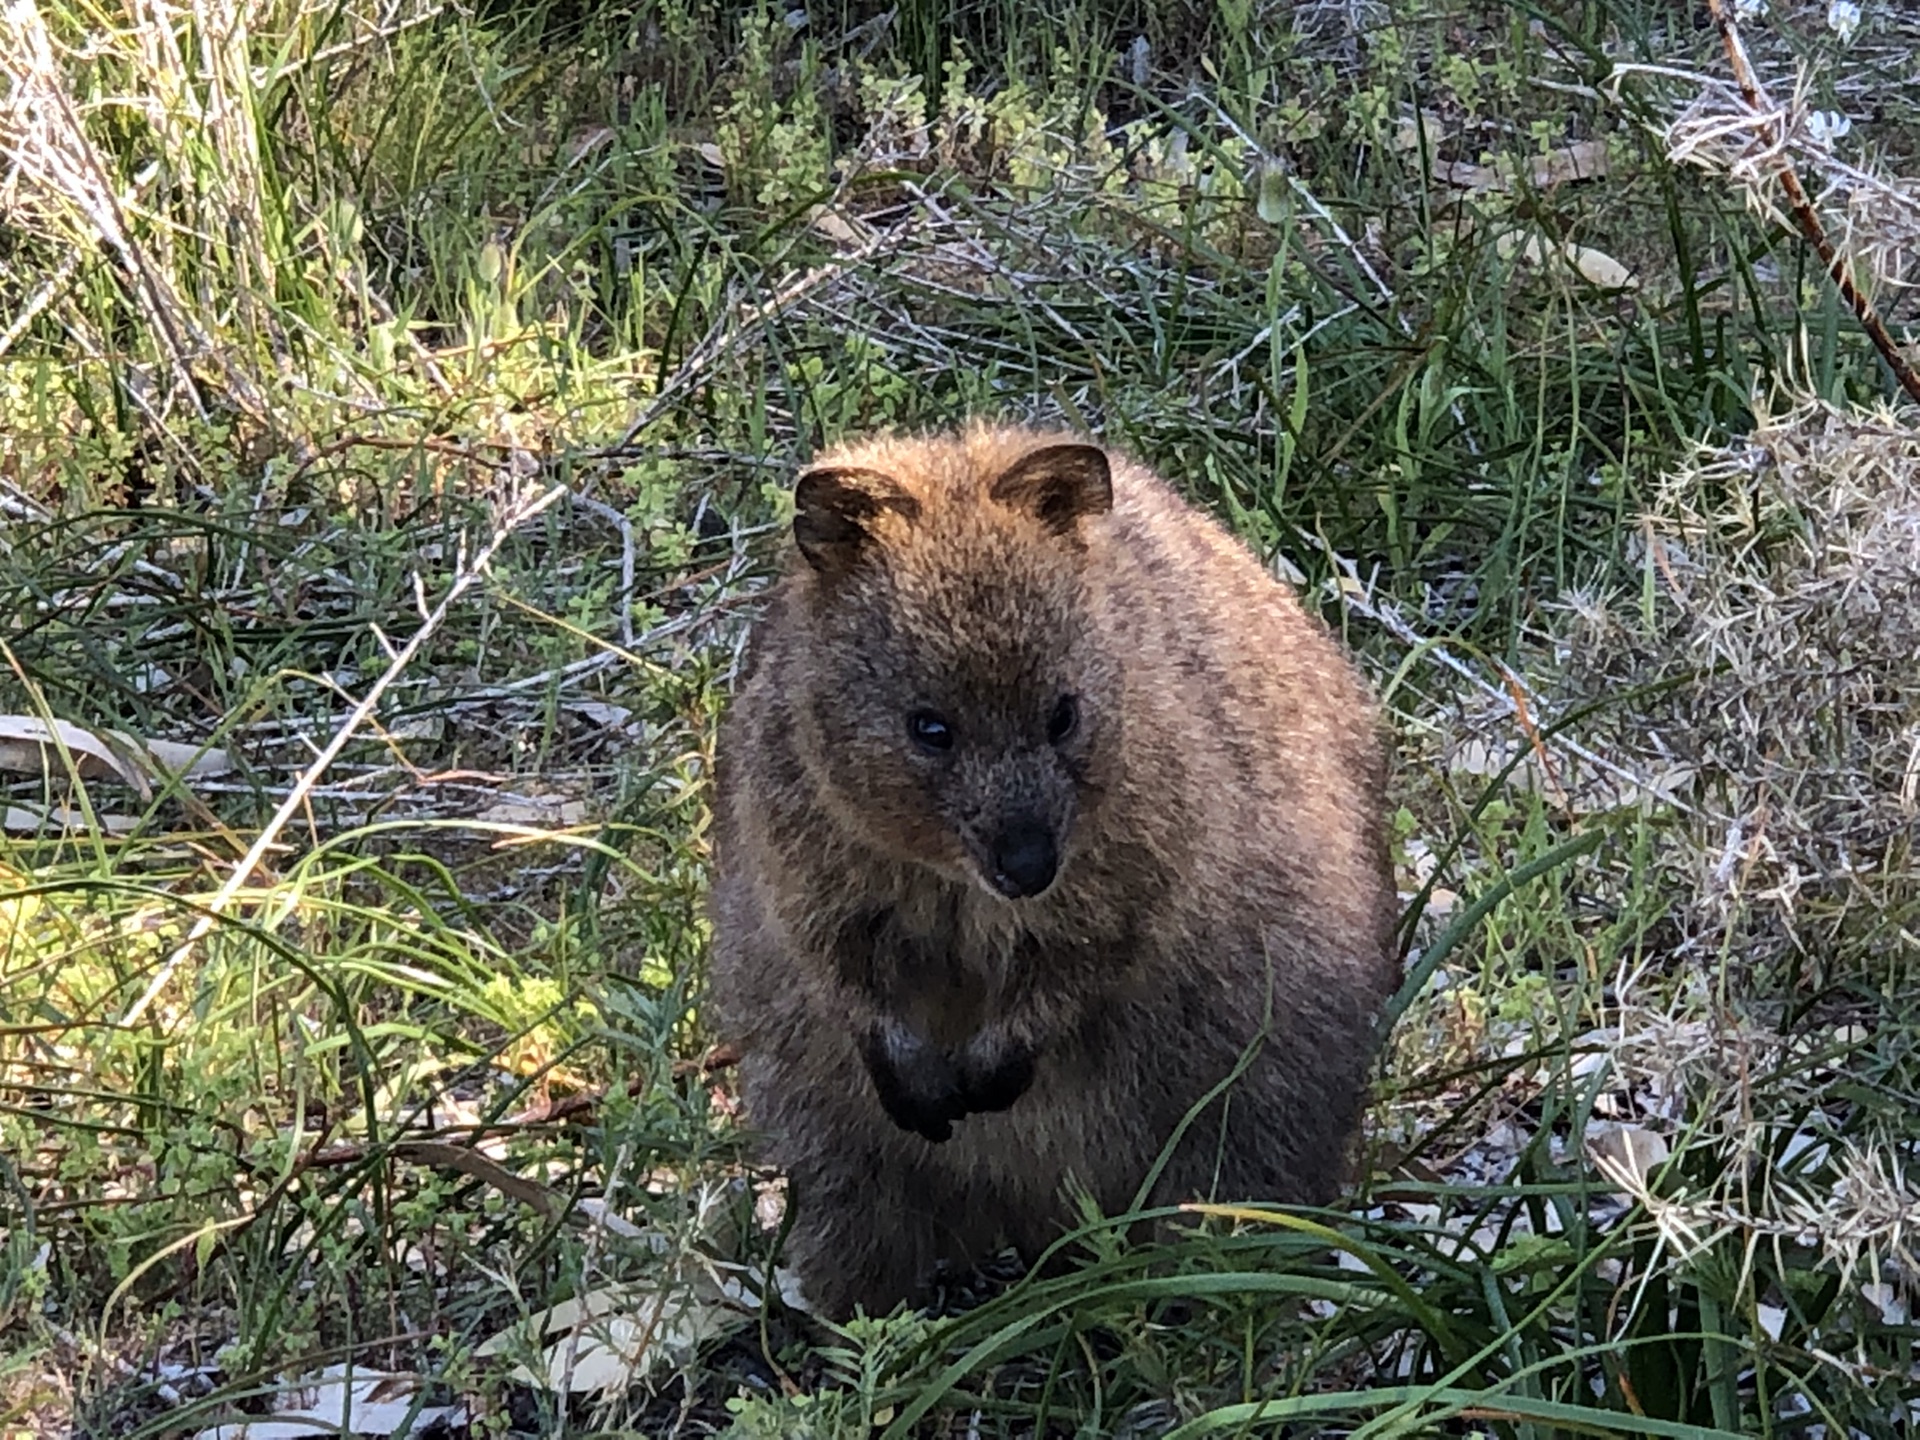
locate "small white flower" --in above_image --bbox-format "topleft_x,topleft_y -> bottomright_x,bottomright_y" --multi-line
1808,109 -> 1852,145
1826,0 -> 1861,41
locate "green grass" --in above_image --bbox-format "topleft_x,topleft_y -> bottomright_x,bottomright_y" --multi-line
4,0 -> 1918,1434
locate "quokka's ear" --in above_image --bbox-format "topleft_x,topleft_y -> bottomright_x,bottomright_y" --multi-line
989,444 -> 1113,535
793,467 -> 921,577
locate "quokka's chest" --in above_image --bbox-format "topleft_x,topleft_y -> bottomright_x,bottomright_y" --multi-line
814,895 -> 1020,1035
819,885 -> 1137,1033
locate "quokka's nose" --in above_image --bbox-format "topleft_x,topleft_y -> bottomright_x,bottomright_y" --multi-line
989,821 -> 1059,899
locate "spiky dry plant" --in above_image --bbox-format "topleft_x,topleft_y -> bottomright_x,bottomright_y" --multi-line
1593,993 -> 1917,1291
1665,67 -> 1920,303
1530,395 -> 1920,1351
1553,395 -> 1920,979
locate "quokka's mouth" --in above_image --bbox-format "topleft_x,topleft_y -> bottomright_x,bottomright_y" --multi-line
988,869 -> 1050,900
956,852 -> 1047,901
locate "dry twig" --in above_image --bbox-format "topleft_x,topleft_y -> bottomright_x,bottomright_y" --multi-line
1701,0 -> 1920,405
119,475 -> 567,1027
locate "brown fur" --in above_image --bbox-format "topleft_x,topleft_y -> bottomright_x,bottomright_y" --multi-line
708,423 -> 1397,1317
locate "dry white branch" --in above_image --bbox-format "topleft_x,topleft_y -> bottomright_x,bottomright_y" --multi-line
119,475 -> 566,1027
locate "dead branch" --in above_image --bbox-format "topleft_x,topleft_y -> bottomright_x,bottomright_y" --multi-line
1704,0 -> 1920,406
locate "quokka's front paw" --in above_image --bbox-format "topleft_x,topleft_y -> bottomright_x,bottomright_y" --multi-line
861,1020 -> 968,1142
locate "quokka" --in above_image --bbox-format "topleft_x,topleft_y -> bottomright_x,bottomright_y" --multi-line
708,423 -> 1397,1317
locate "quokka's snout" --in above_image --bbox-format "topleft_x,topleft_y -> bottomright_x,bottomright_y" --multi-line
709,422 -> 1397,1318
984,815 -> 1058,898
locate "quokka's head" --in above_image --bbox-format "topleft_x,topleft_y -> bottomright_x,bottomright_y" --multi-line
783,431 -> 1123,901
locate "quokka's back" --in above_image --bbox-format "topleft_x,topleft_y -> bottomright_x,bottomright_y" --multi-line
709,423 -> 1397,1317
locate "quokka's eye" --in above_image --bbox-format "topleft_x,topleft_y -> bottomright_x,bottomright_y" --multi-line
908,710 -> 955,753
1047,695 -> 1079,745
